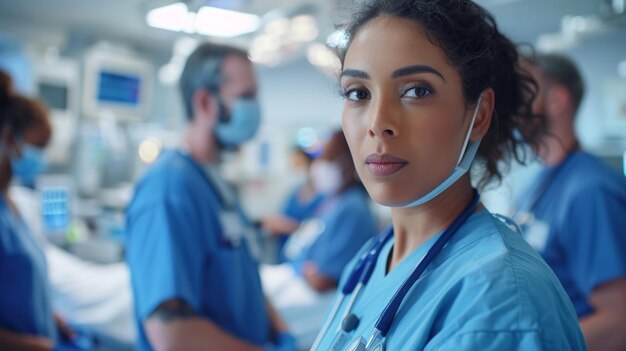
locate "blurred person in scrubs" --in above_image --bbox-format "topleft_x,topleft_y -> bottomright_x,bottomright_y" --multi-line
125,43 -> 295,351
261,130 -> 376,349
515,54 -> 626,350
286,130 -> 376,292
261,146 -> 325,263
311,1 -> 586,350
0,70 -> 78,350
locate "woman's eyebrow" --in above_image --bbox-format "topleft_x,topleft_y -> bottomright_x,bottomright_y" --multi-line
392,65 -> 445,81
340,69 -> 370,79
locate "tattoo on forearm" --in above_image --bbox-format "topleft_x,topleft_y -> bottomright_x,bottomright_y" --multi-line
149,300 -> 196,323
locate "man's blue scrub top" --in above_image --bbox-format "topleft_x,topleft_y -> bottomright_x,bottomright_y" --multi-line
519,151 -> 626,317
315,211 -> 586,350
292,186 -> 376,281
125,150 -> 270,351
0,196 -> 56,342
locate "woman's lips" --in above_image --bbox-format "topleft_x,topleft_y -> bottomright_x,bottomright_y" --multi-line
365,154 -> 408,177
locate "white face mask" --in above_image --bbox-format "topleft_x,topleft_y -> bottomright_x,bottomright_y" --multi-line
291,168 -> 308,185
310,160 -> 343,195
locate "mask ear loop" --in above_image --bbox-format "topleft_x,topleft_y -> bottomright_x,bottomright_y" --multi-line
457,93 -> 483,165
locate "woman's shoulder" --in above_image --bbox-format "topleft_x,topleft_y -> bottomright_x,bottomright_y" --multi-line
430,211 -> 579,327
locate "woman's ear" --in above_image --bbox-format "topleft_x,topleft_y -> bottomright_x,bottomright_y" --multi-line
470,88 -> 495,141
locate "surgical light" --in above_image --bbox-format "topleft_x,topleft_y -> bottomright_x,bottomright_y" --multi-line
146,2 -> 189,32
145,2 -> 260,38
195,6 -> 260,37
306,43 -> 341,76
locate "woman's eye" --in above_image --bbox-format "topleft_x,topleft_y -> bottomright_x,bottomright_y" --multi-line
344,89 -> 370,101
403,86 -> 432,99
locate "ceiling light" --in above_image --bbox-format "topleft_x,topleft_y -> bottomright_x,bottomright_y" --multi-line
146,2 -> 189,32
326,29 -> 349,49
195,6 -> 260,37
290,15 -> 319,42
306,43 -> 341,76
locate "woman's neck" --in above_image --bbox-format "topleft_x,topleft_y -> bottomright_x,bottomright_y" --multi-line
388,177 -> 475,272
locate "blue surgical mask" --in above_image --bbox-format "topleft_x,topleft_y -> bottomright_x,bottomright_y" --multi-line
396,94 -> 484,208
12,143 -> 48,187
215,98 -> 261,147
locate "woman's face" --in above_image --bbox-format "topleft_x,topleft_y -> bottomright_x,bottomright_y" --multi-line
340,16 -> 482,207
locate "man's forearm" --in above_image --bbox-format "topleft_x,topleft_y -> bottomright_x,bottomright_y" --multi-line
580,278 -> 626,351
0,328 -> 53,351
145,300 -> 264,351
580,311 -> 626,351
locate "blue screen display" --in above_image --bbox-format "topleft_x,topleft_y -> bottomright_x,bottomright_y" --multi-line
42,187 -> 69,235
97,71 -> 141,105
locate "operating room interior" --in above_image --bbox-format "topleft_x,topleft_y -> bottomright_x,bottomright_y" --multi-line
0,0 -> 625,350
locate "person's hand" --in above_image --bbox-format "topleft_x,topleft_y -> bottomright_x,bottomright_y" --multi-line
54,313 -> 75,341
302,261 -> 319,280
261,216 -> 299,236
264,331 -> 297,351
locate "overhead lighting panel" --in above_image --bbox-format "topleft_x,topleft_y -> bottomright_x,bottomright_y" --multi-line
146,2 -> 189,32
145,1 -> 260,38
195,6 -> 260,37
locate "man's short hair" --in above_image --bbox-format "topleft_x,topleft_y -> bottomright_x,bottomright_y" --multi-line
530,53 -> 585,113
179,42 -> 248,120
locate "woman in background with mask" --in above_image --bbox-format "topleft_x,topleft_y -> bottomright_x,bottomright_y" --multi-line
0,70 -> 74,351
311,1 -> 585,350
261,147 -> 325,263
288,130 -> 377,292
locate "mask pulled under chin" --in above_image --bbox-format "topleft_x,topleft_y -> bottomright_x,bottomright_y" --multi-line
394,94 -> 484,208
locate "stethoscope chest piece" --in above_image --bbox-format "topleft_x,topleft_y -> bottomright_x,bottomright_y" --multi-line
346,336 -> 385,351
347,336 -> 367,351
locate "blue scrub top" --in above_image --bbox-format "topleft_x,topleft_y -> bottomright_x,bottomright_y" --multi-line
281,183 -> 324,222
292,186 -> 376,281
125,150 -> 270,351
0,196 -> 56,342
315,211 -> 586,350
275,184 -> 324,263
518,151 -> 626,317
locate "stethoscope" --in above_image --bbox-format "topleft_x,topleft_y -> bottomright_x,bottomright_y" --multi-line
311,191 -> 481,351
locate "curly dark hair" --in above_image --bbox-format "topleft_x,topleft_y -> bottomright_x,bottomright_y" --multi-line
0,70 -> 49,139
336,0 -> 542,189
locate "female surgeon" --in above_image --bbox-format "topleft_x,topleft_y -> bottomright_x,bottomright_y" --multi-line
311,1 -> 587,350
0,71 -> 75,350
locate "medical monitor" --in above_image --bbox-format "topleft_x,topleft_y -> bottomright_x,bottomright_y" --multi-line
38,81 -> 69,110
97,71 -> 141,106
34,57 -> 80,165
82,46 -> 153,122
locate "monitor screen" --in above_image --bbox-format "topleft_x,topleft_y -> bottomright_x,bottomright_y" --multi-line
97,71 -> 141,106
38,82 -> 68,110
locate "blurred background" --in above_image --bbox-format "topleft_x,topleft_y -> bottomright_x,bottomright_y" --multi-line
1,0 -> 625,255
0,0 -> 625,349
